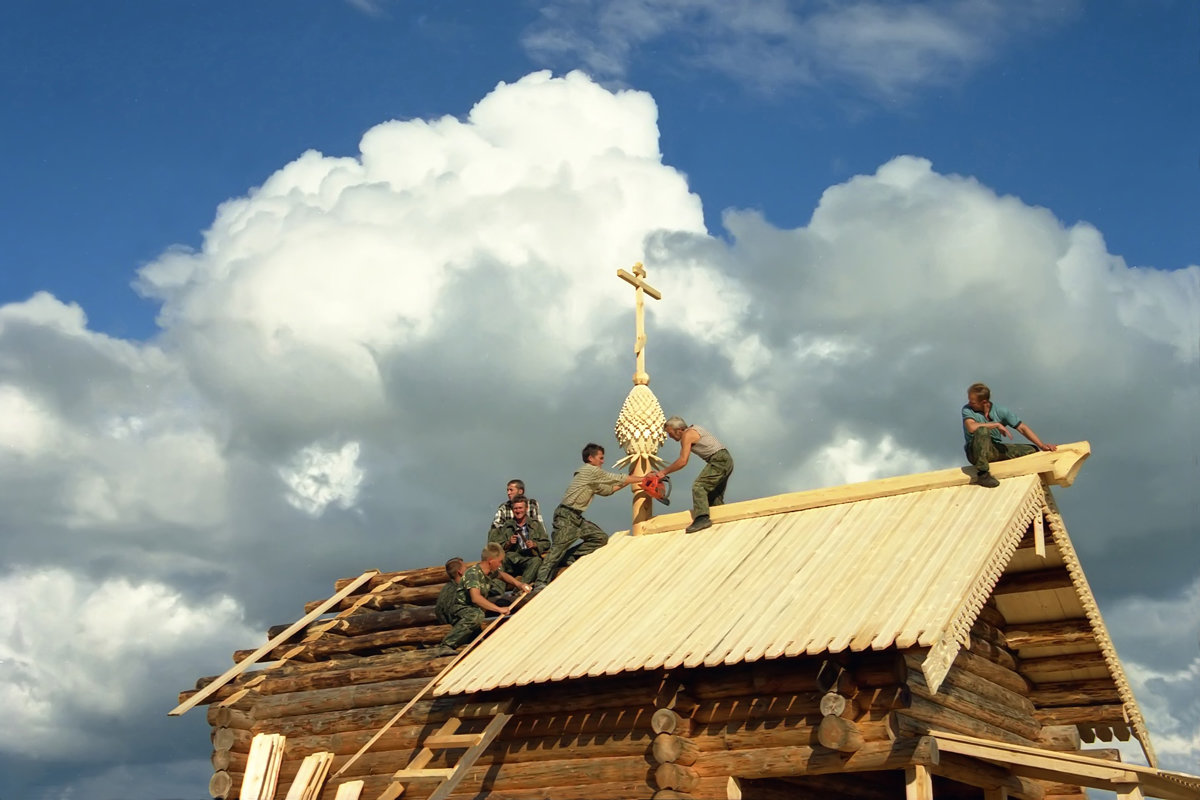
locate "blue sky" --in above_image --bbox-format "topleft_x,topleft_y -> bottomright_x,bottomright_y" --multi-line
2,2 -> 1196,340
1,2 -> 1198,798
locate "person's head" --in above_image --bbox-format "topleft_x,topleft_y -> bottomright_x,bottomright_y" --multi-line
582,443 -> 605,466
505,479 -> 525,500
511,496 -> 528,522
664,416 -> 687,442
444,557 -> 465,581
967,383 -> 991,412
480,542 -> 505,571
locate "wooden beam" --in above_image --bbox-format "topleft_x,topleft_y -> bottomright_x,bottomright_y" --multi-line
993,569 -> 1074,596
1028,679 -> 1121,707
638,442 -> 1090,535
905,764 -> 934,800
169,570 -> 378,716
1004,619 -> 1093,649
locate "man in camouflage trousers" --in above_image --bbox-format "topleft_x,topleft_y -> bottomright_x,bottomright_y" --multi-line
434,557 -> 466,626
489,496 -> 550,585
439,543 -> 530,651
534,443 -> 638,587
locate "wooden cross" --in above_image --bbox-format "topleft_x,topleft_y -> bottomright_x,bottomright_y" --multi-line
616,262 -> 662,386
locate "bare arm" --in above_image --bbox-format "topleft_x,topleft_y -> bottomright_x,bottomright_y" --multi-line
658,429 -> 698,476
469,586 -> 510,615
1016,422 -> 1056,451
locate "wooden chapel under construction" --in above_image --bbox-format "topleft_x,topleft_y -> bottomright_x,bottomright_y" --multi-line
178,444 -> 1200,800
177,265 -> 1200,800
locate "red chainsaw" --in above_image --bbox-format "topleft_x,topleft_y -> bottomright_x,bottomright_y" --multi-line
638,473 -> 671,505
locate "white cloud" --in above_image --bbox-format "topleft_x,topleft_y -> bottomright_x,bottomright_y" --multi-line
280,440 -> 366,516
521,0 -> 1077,99
0,71 -> 1196,793
0,384 -> 59,456
1106,579 -> 1200,772
0,568 -> 257,759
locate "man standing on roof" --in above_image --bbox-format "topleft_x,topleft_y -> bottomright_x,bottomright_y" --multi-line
492,478 -> 544,528
962,382 -> 1056,488
655,417 -> 734,533
534,443 -> 638,587
489,496 -> 550,585
437,543 -> 530,653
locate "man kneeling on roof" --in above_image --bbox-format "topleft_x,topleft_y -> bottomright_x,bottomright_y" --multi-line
434,557 -> 466,628
489,496 -> 550,585
437,543 -> 530,652
655,417 -> 734,533
962,382 -> 1056,488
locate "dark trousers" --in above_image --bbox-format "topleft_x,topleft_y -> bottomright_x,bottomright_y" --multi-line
965,428 -> 1037,473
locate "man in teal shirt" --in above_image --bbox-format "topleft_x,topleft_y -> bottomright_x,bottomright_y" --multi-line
962,382 -> 1056,487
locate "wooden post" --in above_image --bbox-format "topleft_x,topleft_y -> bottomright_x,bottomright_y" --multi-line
984,789 -> 1008,800
906,764 -> 934,800
617,262 -> 663,529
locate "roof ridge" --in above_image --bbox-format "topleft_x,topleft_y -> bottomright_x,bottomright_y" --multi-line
635,441 -> 1091,536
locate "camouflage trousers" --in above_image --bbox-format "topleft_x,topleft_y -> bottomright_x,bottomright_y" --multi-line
503,550 -> 542,584
535,504 -> 607,584
965,428 -> 1037,474
440,605 -> 484,649
692,449 -> 734,519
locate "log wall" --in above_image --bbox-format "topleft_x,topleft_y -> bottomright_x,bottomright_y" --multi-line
186,570 -> 1129,800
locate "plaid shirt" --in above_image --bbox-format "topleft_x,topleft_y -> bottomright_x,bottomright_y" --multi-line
492,497 -> 544,528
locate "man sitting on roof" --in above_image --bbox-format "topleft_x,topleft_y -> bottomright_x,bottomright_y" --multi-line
654,417 -> 734,533
534,443 -> 638,588
489,496 -> 549,585
962,382 -> 1056,488
491,478 -> 544,528
437,543 -> 530,653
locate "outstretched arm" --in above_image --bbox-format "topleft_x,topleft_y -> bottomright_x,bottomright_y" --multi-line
469,586 -> 511,614
657,429 -> 698,477
1016,422 -> 1056,451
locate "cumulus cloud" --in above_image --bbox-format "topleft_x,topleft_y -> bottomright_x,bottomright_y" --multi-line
1,70 -> 1196,793
522,0 -> 1078,99
281,440 -> 366,516
1106,579 -> 1200,772
0,568 -> 257,759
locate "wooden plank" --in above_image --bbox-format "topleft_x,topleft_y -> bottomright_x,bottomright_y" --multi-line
387,768 -> 454,780
931,731 -> 1139,783
1033,513 -> 1046,558
169,570 -> 378,715
638,442 -> 1090,535
333,782 -> 364,800
422,732 -> 485,748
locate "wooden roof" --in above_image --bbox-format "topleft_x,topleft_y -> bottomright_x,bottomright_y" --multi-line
435,474 -> 1045,695
433,441 -> 1152,761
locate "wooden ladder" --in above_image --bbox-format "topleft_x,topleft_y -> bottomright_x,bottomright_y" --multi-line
377,699 -> 517,800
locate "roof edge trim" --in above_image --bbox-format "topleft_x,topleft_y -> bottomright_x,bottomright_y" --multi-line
1043,487 -> 1158,768
922,477 -> 1045,692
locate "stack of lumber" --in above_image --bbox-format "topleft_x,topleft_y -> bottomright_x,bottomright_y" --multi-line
240,733 -> 285,800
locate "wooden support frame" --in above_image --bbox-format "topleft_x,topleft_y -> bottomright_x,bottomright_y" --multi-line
169,569 -> 379,716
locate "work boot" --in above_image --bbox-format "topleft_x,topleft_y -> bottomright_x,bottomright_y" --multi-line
685,514 -> 712,533
973,471 -> 1000,488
